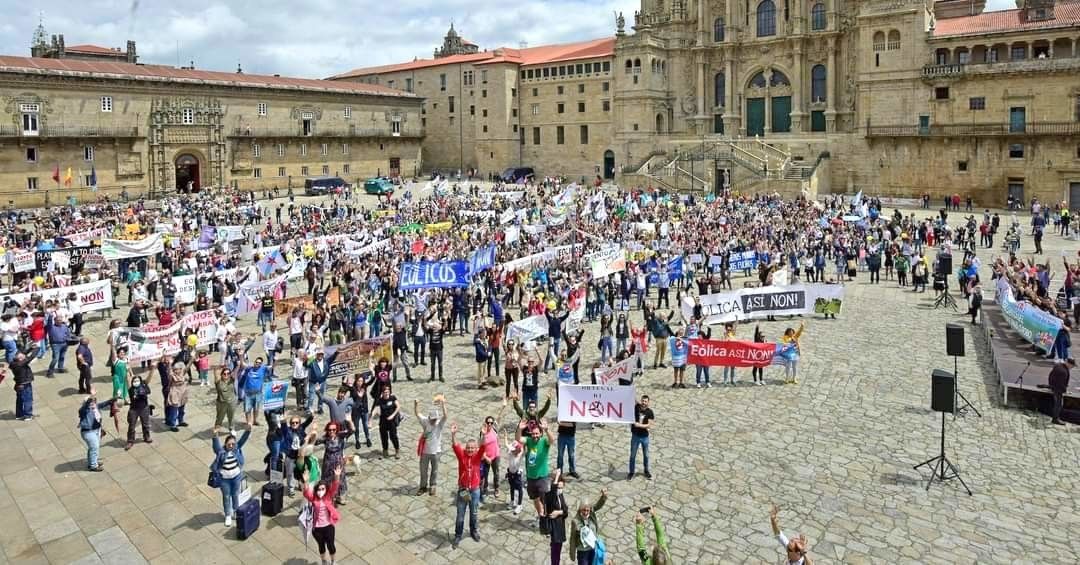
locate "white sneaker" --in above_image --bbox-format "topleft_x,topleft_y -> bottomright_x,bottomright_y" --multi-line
706,382 -> 712,388
225,515 -> 232,527
757,381 -> 765,386
513,505 -> 522,515
696,383 -> 702,389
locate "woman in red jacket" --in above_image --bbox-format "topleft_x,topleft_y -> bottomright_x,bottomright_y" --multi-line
304,465 -> 343,565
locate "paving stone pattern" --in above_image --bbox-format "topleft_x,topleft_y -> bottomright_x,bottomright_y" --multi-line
2,200 -> 1079,564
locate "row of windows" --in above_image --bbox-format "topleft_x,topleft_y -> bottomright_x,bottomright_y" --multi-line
521,61 -> 611,81
873,30 -> 902,52
251,142 -> 359,158
256,103 -> 351,119
22,145 -> 95,163
252,164 -> 354,178
527,125 -> 590,145
529,100 -> 611,114
750,1 -> 828,37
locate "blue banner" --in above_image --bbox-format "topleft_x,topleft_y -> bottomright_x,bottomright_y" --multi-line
468,244 -> 497,276
729,251 -> 758,271
646,256 -> 684,284
399,260 -> 470,291
262,379 -> 290,411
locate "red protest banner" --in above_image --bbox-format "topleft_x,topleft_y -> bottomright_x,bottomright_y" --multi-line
687,339 -> 775,367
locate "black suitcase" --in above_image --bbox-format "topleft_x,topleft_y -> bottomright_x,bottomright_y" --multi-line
261,482 -> 284,517
236,498 -> 260,540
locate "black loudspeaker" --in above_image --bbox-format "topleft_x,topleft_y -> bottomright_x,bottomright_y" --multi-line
946,323 -> 965,357
931,369 -> 956,413
937,254 -> 953,276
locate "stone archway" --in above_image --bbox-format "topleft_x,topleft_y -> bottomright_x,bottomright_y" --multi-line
603,150 -> 616,179
175,154 -> 201,193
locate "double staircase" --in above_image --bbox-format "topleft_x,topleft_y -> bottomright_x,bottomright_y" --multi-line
631,137 -> 820,194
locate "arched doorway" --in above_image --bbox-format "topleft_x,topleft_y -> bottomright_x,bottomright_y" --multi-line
175,154 -> 201,193
603,150 -> 616,179
655,113 -> 666,133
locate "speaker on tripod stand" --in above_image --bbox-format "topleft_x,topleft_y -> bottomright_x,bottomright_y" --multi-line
914,369 -> 972,495
946,323 -> 981,418
933,254 -> 958,310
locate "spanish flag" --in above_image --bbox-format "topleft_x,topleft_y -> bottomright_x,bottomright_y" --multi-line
63,167 -> 73,187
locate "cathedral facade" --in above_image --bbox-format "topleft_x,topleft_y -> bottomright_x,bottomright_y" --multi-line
338,0 -> 1080,207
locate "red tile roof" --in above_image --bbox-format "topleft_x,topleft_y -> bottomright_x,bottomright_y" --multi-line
0,55 -> 417,98
65,44 -> 124,55
934,1 -> 1080,37
329,37 -> 614,79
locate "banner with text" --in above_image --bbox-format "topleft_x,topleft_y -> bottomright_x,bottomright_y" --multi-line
324,336 -> 393,381
6,279 -> 113,313
262,379 -> 290,411
687,339 -> 777,367
683,284 -> 845,325
101,233 -> 165,260
994,277 -> 1062,353
399,260 -> 470,291
111,322 -> 182,363
557,384 -> 635,424
595,353 -> 641,384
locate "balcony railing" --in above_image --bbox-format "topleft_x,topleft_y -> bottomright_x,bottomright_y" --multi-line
866,121 -> 1080,137
922,64 -> 965,78
229,127 -> 422,139
0,125 -> 141,138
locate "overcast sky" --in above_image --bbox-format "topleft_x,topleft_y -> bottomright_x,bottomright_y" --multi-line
7,0 -> 1016,79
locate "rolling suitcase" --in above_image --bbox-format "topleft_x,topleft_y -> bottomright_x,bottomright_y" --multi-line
261,482 -> 284,517
235,498 -> 260,540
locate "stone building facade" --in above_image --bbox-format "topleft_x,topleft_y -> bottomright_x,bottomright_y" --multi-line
0,38 -> 422,207
336,0 -> 1080,206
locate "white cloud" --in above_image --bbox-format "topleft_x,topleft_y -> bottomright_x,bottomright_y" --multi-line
4,0 -> 1021,79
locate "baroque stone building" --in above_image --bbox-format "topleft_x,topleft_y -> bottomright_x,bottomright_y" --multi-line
0,33 -> 422,207
335,0 -> 1080,206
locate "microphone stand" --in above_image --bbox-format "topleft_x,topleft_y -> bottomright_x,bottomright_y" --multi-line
1013,360 -> 1032,390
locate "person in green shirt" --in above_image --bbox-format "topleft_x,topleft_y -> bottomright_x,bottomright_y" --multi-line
516,416 -> 554,528
112,348 -> 129,402
636,507 -> 671,564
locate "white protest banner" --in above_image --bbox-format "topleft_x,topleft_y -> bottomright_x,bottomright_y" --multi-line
590,247 -> 626,279
6,279 -> 113,313
174,274 -> 197,304
347,239 -> 390,257
234,275 -> 286,316
771,269 -> 790,286
499,208 -> 516,225
506,314 -> 548,344
459,210 -> 496,219
480,191 -> 525,201
111,322 -> 182,363
683,284 -> 845,325
101,233 -> 165,260
217,226 -> 246,242
522,224 -> 547,235
9,250 -> 35,273
504,225 -> 520,244
286,259 -> 308,281
595,354 -> 641,385
500,250 -> 552,272
557,385 -> 635,424
182,309 -> 221,348
198,268 -> 239,283
65,228 -> 108,245
564,286 -> 587,334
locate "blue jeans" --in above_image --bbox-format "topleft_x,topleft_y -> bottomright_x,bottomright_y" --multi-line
544,337 -> 562,371
351,409 -> 370,444
15,384 -> 32,418
457,310 -> 469,334
1,338 -> 16,363
722,366 -> 736,383
557,435 -> 576,473
165,404 -> 186,427
629,435 -> 650,474
82,428 -> 101,468
48,343 -> 68,373
599,336 -> 613,364
35,339 -> 47,359
616,337 -> 628,353
219,474 -> 243,516
164,295 -> 175,310
257,310 -> 273,330
695,365 -> 711,385
454,487 -> 480,539
307,380 -> 327,413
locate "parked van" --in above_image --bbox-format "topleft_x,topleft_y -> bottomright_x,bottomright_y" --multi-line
304,176 -> 348,195
499,167 -> 535,184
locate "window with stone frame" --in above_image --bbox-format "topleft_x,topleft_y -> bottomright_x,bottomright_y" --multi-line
811,3 -> 826,31
757,0 -> 776,37
714,17 -> 725,41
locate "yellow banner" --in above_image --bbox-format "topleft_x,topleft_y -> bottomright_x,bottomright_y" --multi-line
373,210 -> 396,218
424,221 -> 453,235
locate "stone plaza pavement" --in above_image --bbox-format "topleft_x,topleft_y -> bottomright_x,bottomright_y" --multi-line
1,201 -> 1079,564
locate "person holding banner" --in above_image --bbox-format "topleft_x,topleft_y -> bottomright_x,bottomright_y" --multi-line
779,322 -> 806,385
668,330 -> 690,389
751,326 -> 768,386
720,323 -> 738,386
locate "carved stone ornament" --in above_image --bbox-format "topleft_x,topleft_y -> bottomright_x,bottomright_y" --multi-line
681,94 -> 697,115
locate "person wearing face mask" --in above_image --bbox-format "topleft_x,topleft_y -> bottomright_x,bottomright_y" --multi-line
210,426 -> 252,527
449,422 -> 485,549
544,471 -> 570,565
568,487 -> 608,565
303,465 -> 344,565
78,388 -> 114,472
125,374 -> 152,450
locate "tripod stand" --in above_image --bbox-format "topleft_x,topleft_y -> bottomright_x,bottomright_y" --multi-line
953,355 -> 981,418
933,275 -> 958,311
913,411 -> 973,495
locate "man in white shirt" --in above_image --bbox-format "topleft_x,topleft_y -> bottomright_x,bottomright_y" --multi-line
262,324 -> 281,377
